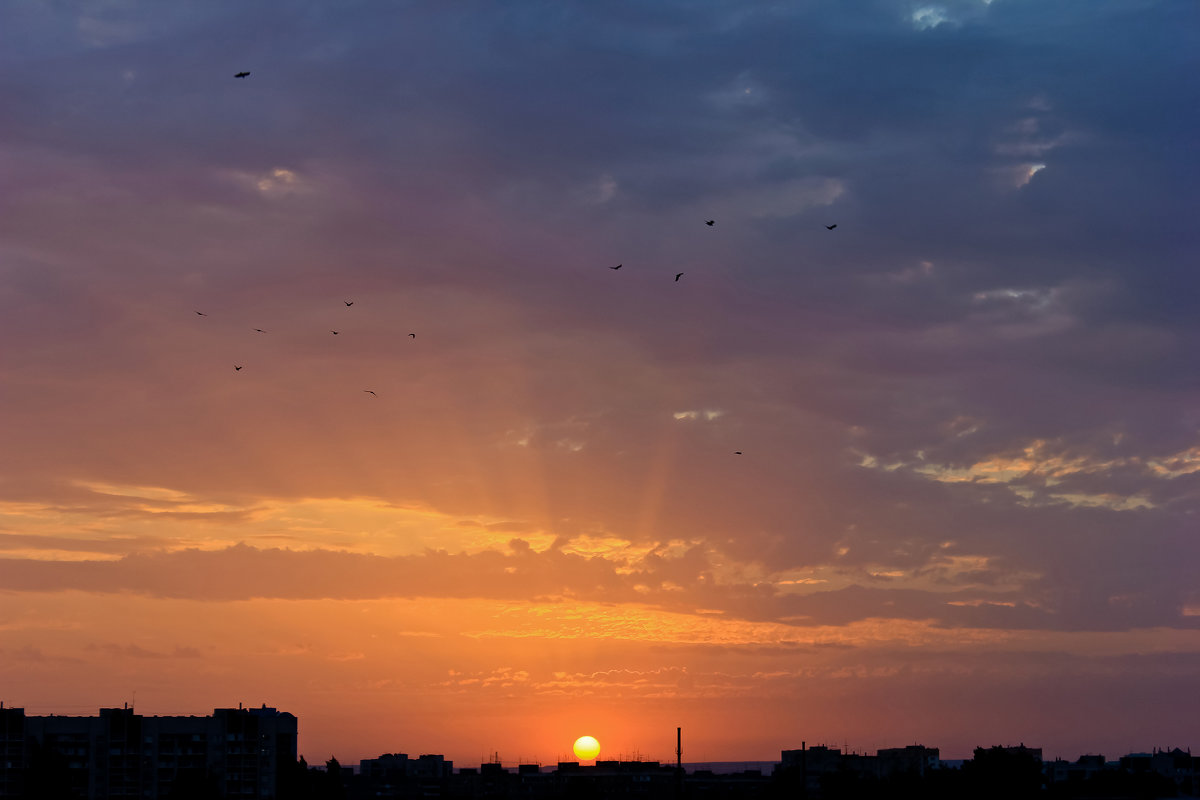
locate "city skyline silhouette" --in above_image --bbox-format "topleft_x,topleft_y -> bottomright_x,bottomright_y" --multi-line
1,704 -> 1196,798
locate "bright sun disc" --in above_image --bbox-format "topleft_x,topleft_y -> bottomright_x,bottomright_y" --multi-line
573,735 -> 601,761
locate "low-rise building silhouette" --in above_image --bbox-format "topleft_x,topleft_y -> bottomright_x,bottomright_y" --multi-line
876,744 -> 940,778
1120,747 -> 1197,795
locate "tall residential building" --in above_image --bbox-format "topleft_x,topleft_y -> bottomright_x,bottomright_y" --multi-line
0,704 -> 297,799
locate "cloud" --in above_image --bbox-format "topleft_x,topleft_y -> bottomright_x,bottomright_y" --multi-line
0,539 -> 1194,633
84,642 -> 203,659
911,6 -> 952,30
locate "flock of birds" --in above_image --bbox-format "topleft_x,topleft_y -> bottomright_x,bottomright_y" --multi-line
192,301 -> 416,387
196,71 -> 840,455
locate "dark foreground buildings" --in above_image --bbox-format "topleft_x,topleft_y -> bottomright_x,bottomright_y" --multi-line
344,756 -> 768,800
0,704 -> 297,799
774,742 -> 1197,800
1,705 -> 1196,799
339,745 -> 1197,800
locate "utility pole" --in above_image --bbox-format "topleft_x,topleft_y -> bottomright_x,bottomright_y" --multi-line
675,727 -> 683,800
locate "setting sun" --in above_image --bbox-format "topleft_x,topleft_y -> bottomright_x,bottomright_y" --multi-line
572,736 -> 601,761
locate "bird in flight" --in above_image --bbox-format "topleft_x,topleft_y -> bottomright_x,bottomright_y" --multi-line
254,328 -> 265,333
611,264 -> 622,270
705,220 -> 715,226
363,390 -> 377,396
409,333 -> 416,338
195,311 -> 207,316
331,330 -> 340,335
734,451 -> 743,455
234,72 -> 250,79
675,272 -> 684,281
234,365 -> 243,371
826,224 -> 837,230
344,300 -> 354,307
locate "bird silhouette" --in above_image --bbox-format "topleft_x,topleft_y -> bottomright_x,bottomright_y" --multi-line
331,330 -> 340,335
234,365 -> 243,371
254,328 -> 265,332
734,451 -> 743,455
195,311 -> 207,316
826,224 -> 837,230
409,333 -> 416,338
344,300 -> 354,307
705,220 -> 715,226
363,390 -> 376,396
675,272 -> 684,281
611,264 -> 622,270
234,72 -> 250,78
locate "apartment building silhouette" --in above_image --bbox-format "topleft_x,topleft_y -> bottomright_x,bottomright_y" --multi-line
0,704 -> 296,799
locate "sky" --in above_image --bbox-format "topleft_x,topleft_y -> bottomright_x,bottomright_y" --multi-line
1,0 -> 1198,766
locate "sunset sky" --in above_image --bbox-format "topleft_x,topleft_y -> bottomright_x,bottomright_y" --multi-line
1,0 -> 1198,766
